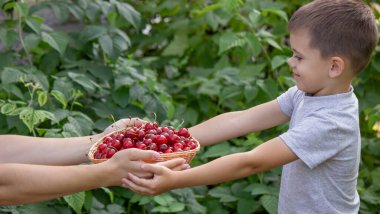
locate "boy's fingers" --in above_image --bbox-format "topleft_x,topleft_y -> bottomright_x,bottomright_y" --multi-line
123,177 -> 152,195
141,164 -> 165,175
157,158 -> 186,169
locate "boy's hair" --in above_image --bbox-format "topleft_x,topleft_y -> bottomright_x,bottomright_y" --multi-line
288,0 -> 378,73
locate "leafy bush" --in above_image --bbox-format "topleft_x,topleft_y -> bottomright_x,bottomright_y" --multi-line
0,0 -> 379,213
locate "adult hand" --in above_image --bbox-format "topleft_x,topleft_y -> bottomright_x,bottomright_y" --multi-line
104,118 -> 148,135
121,163 -> 177,196
103,148 -> 187,187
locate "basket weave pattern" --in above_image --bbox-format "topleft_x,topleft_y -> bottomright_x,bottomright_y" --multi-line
88,128 -> 200,164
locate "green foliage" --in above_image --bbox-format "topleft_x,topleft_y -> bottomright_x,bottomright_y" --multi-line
1,0 -> 380,213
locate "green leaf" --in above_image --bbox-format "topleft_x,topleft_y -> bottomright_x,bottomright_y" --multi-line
115,2 -> 141,29
151,206 -> 170,213
37,91 -> 48,107
101,187 -> 114,203
41,32 -> 68,55
271,55 -> 288,70
202,142 -> 231,158
218,32 -> 247,55
244,183 -> 279,196
19,108 -> 56,132
15,2 -> 29,17
261,195 -> 278,214
238,198 -> 260,214
221,0 -> 241,13
112,87 -> 130,108
1,103 -> 16,115
0,29 -> 17,48
51,90 -> 68,109
1,67 -> 23,84
153,194 -> 175,206
99,34 -> 113,56
265,38 -> 282,50
24,34 -> 40,51
263,8 -> 288,22
80,25 -> 107,42
67,72 -> 97,94
26,16 -> 42,34
247,33 -> 261,56
208,186 -> 238,202
168,202 -> 185,212
162,33 -> 188,56
63,192 -> 85,214
249,9 -> 261,25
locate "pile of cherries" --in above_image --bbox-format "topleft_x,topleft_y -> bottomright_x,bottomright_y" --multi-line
93,122 -> 198,159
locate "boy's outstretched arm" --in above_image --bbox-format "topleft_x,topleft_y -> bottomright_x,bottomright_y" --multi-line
189,100 -> 289,146
122,137 -> 298,195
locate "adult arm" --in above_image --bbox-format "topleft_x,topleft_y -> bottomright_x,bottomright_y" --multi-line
189,100 -> 289,146
0,149 -> 186,205
0,118 -> 139,165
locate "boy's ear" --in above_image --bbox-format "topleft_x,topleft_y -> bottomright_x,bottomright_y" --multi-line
329,56 -> 345,78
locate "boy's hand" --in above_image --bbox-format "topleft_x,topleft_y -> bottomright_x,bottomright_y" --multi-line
121,164 -> 177,196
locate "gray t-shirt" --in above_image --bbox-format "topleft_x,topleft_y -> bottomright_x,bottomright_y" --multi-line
277,86 -> 360,214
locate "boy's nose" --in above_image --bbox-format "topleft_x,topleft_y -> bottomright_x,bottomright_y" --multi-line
288,57 -> 296,69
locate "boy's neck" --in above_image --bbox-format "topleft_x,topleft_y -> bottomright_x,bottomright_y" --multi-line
308,84 -> 352,97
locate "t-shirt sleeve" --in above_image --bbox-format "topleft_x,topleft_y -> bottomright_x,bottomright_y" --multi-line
279,113 -> 349,169
276,86 -> 298,117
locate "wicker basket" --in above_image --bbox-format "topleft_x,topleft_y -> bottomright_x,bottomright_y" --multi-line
88,128 -> 200,164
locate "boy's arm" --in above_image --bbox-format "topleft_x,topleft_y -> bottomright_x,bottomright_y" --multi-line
190,100 -> 289,146
123,137 -> 298,195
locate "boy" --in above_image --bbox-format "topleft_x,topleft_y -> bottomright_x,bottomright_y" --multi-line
122,0 -> 378,213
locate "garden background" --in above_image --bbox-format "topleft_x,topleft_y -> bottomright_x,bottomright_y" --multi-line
0,0 -> 379,213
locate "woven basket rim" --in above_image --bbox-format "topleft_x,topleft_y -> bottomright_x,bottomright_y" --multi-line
88,127 -> 200,163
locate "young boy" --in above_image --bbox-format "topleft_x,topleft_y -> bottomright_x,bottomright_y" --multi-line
122,0 -> 378,213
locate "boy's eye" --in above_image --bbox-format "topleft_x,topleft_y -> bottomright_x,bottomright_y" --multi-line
293,55 -> 302,60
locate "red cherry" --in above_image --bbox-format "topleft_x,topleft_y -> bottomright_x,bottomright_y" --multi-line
106,148 -> 116,158
122,140 -> 134,149
143,138 -> 153,146
136,143 -> 147,150
103,136 -> 113,144
148,142 -> 158,151
111,139 -> 122,150
97,143 -> 107,152
155,135 -> 167,144
94,151 -> 102,159
173,142 -> 183,150
164,148 -> 173,153
178,128 -> 190,138
159,144 -> 168,151
137,130 -> 145,139
168,134 -> 180,143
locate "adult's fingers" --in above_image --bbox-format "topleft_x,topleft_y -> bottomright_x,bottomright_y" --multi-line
121,148 -> 160,161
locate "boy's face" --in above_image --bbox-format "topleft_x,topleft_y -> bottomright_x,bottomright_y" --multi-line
288,30 -> 333,96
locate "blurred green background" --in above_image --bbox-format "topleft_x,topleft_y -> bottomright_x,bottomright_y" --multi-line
0,0 -> 379,213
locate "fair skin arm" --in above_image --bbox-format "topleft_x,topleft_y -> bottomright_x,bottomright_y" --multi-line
122,100 -> 295,194
189,100 -> 290,146
123,137 -> 298,195
0,118 -> 188,205
0,149 -> 187,205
